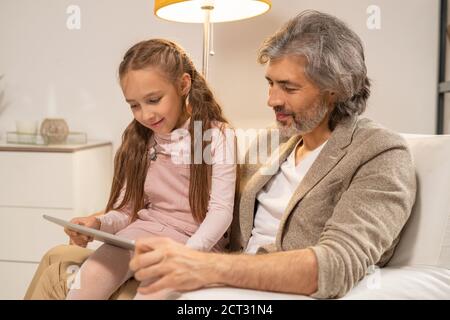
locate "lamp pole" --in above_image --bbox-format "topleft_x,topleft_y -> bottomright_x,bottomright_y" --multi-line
201,3 -> 214,80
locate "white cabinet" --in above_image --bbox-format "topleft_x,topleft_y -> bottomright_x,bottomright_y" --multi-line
0,141 -> 113,299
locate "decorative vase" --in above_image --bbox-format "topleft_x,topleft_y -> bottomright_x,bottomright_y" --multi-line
40,118 -> 69,144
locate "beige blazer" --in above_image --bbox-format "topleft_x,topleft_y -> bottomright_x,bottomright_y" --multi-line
230,116 -> 417,298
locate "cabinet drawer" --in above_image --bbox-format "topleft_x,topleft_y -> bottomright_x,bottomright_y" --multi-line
0,207 -> 74,261
0,152 -> 74,208
0,261 -> 38,299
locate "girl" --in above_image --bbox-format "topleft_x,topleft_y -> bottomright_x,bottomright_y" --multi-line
65,39 -> 237,300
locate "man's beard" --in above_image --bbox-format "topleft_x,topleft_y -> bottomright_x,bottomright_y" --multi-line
276,99 -> 329,139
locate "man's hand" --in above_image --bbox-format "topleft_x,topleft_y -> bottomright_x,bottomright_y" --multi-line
65,215 -> 101,247
129,237 -> 319,297
129,237 -> 221,295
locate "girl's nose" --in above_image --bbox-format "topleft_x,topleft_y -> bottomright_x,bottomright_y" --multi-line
141,106 -> 156,122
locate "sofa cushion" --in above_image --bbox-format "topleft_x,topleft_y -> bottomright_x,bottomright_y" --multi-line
178,266 -> 450,300
342,265 -> 450,299
388,135 -> 450,269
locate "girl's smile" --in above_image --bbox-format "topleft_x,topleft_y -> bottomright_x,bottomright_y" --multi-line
149,118 -> 165,128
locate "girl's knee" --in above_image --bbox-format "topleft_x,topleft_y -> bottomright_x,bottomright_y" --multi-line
82,244 -> 133,278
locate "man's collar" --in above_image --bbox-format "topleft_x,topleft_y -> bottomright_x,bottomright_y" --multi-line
293,116 -> 358,151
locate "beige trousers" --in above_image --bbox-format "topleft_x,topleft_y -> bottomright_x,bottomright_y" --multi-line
24,245 -> 138,300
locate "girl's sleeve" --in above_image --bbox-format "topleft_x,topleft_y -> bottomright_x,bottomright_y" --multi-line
186,126 -> 237,251
97,185 -> 134,234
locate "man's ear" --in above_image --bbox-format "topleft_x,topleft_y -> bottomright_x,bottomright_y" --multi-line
180,73 -> 192,96
326,91 -> 337,108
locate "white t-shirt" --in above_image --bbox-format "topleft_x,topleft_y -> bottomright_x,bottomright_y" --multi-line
245,139 -> 327,254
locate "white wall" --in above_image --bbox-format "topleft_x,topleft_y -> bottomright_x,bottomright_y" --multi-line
0,0 -> 440,151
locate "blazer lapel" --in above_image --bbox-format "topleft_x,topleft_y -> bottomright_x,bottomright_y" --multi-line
239,135 -> 302,246
275,116 -> 358,248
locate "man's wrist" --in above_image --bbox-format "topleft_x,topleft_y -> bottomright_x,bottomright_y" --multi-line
206,252 -> 234,286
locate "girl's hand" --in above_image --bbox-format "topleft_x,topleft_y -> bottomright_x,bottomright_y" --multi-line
65,216 -> 101,248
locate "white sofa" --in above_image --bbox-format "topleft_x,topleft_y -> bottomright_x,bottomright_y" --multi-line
179,134 -> 450,300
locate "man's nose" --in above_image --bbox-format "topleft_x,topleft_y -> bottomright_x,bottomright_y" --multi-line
267,87 -> 283,109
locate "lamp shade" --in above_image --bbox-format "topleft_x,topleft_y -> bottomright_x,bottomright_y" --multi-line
154,0 -> 272,23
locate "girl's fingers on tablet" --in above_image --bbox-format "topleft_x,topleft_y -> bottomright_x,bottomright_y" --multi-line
73,237 -> 88,247
64,228 -> 75,237
67,230 -> 80,238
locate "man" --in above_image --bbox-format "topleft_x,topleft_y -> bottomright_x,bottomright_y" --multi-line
25,10 -> 416,299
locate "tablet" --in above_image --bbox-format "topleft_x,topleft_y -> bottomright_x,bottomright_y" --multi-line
43,214 -> 135,251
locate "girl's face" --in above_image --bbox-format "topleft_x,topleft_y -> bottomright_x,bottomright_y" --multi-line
121,67 -> 190,134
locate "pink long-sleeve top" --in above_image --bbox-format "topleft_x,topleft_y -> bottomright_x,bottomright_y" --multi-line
98,118 -> 236,251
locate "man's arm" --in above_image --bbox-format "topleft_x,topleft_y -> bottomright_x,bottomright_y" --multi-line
129,237 -> 318,296
306,134 -> 416,299
216,248 -> 318,295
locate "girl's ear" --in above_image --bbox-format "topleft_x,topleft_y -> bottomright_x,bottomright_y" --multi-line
180,73 -> 192,96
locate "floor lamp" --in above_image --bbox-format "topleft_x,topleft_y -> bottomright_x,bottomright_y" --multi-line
154,0 -> 272,80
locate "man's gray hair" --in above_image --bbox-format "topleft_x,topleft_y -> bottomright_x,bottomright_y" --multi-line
258,10 -> 370,130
